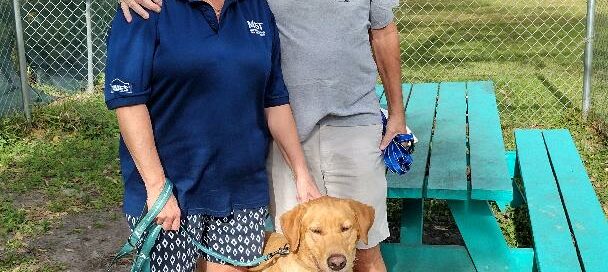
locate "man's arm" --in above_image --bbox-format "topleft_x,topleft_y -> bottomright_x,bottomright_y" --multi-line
120,0 -> 162,22
266,105 -> 322,203
370,21 -> 407,150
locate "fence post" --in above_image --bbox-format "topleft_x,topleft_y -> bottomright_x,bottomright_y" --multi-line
12,0 -> 31,120
582,0 -> 597,121
85,0 -> 94,92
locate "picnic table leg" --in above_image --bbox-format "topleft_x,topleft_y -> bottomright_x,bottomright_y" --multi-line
496,151 -> 525,212
448,199 -> 534,271
400,199 -> 424,245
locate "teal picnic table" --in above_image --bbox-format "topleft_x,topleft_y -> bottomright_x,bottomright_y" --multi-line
377,81 -> 535,272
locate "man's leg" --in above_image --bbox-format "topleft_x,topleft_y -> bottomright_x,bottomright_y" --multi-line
268,125 -> 326,232
319,124 -> 388,272
355,246 -> 387,272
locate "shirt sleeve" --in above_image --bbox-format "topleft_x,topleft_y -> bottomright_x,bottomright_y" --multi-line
264,12 -> 290,108
104,8 -> 159,110
370,0 -> 399,30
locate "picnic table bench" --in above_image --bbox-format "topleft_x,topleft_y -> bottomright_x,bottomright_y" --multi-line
377,81 -> 608,272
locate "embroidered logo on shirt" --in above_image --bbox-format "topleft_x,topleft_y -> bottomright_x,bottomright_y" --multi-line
247,20 -> 266,37
110,78 -> 133,94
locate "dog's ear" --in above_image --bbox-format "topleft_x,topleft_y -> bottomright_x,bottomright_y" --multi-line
280,205 -> 304,252
346,200 -> 375,245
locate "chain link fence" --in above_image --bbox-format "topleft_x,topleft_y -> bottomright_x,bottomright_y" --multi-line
20,0 -> 114,91
395,0 -> 587,130
0,0 -> 603,130
592,0 -> 608,133
0,0 -> 23,116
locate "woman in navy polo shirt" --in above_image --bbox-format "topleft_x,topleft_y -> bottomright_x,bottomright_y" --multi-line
104,0 -> 321,271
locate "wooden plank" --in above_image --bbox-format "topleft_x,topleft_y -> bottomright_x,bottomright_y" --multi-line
375,85 -> 387,108
448,200 -> 535,271
381,244 -> 475,272
503,151 -> 526,209
376,83 -> 412,109
400,199 -> 423,245
506,151 -> 517,181
496,151 -> 525,213
387,83 -> 438,198
543,129 -> 608,272
401,83 -> 413,108
467,81 -> 513,202
515,129 -> 581,272
427,82 -> 468,200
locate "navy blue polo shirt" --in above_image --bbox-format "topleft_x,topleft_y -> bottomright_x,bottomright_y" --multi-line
104,0 -> 289,217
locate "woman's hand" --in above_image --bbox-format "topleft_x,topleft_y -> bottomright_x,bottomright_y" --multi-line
119,0 -> 162,22
146,182 -> 181,231
294,172 -> 322,203
266,105 -> 322,203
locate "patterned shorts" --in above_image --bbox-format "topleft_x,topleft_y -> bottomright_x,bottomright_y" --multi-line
126,207 -> 267,272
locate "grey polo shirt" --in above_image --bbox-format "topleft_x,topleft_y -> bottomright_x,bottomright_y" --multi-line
267,0 -> 399,140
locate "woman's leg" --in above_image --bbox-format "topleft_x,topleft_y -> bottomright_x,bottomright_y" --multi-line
126,214 -> 202,272
200,207 -> 268,271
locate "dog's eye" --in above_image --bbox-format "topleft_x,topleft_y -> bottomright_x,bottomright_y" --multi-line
341,226 -> 351,232
310,228 -> 323,235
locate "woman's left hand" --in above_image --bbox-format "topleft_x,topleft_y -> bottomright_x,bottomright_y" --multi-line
295,173 -> 322,203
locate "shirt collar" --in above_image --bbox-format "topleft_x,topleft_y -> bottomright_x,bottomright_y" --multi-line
185,0 -> 238,5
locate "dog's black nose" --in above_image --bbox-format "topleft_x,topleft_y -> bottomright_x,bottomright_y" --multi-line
327,254 -> 347,271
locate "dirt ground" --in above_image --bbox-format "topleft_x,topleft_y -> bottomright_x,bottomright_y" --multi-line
32,209 -> 131,272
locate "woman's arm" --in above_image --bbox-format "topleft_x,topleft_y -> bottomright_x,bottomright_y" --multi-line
116,105 -> 181,231
266,105 -> 322,203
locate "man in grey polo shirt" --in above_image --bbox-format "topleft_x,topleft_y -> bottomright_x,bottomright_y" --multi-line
120,0 -> 406,270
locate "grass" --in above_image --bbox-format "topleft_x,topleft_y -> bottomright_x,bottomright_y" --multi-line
0,89 -> 121,271
0,0 -> 607,270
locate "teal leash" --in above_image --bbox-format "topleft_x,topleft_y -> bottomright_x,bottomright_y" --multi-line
107,179 -> 289,272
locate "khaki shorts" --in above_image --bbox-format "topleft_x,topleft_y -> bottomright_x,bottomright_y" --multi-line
268,124 -> 389,249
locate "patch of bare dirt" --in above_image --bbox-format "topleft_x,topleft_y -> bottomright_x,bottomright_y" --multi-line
33,208 -> 131,272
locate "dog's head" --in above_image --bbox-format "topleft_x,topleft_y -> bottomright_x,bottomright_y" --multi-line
280,196 -> 375,272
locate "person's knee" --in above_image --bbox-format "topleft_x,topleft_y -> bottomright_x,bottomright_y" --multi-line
354,246 -> 386,272
356,245 -> 382,261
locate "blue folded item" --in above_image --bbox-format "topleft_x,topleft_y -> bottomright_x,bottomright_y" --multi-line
381,111 -> 415,175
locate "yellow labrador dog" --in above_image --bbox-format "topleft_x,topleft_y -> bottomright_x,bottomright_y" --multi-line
251,196 -> 375,272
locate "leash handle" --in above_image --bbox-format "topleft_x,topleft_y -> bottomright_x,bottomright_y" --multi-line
131,179 -> 174,242
108,179 -> 174,271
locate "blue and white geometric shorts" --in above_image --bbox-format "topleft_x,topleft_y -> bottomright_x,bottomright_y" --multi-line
126,206 -> 267,272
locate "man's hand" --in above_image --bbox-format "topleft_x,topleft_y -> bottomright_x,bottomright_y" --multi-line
120,0 -> 162,22
380,116 -> 407,151
295,172 -> 322,203
146,181 -> 181,231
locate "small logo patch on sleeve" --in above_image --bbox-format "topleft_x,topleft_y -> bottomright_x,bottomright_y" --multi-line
110,78 -> 133,94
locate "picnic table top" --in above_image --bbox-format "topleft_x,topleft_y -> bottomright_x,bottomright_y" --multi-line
377,81 -> 513,202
